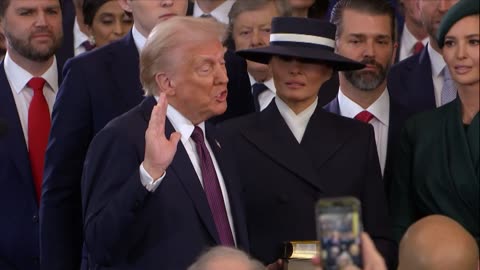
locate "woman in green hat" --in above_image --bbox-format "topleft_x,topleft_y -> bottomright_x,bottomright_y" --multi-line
390,0 -> 479,248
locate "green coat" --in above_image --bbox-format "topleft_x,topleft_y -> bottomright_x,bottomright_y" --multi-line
390,98 -> 479,246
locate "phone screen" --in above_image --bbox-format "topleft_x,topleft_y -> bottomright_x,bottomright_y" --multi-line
316,197 -> 362,270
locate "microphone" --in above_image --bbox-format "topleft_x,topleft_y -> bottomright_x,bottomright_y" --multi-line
0,118 -> 8,138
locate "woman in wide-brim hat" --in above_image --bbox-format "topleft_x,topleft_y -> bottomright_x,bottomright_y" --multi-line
390,0 -> 479,250
221,16 -> 393,267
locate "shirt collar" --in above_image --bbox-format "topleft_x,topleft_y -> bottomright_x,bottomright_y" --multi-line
153,96 -> 205,145
193,0 -> 235,24
427,42 -> 446,77
4,52 -> 59,94
73,17 -> 90,50
401,24 -> 429,53
247,73 -> 277,94
132,25 -> 147,53
338,88 -> 390,126
275,96 -> 317,125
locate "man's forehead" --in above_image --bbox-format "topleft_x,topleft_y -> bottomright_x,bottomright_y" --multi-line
341,10 -> 392,36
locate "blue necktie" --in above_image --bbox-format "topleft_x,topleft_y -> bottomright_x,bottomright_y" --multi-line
441,67 -> 457,106
252,83 -> 268,112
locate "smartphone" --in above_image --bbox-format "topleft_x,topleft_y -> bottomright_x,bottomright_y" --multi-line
315,197 -> 363,270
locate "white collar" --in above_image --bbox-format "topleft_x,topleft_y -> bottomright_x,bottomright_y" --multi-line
132,25 -> 147,53
193,0 -> 235,24
275,96 -> 317,143
4,52 -> 58,94
247,73 -> 276,94
338,88 -> 390,126
427,42 -> 446,78
73,17 -> 90,50
401,24 -> 429,53
153,96 -> 206,145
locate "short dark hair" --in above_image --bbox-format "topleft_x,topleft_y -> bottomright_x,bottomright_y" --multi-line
330,0 -> 397,42
83,0 -> 109,26
0,0 -> 63,17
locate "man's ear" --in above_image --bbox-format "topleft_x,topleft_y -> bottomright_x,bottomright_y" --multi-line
155,72 -> 176,96
117,0 -> 133,13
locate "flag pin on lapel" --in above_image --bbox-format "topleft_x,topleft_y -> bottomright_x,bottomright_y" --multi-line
215,140 -> 221,149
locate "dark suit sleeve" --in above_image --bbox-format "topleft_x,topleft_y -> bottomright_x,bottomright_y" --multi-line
40,60 -> 92,269
361,126 -> 397,269
82,126 -> 150,266
389,124 -> 416,244
0,257 -> 17,270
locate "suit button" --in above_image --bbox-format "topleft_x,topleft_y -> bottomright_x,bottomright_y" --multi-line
32,215 -> 39,223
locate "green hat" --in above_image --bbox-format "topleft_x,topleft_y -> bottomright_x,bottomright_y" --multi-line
437,0 -> 480,48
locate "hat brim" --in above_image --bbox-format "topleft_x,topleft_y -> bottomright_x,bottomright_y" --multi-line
237,45 -> 365,71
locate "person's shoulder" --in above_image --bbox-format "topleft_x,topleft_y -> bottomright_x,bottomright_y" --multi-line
64,36 -> 131,70
404,103 -> 452,134
390,52 -> 421,73
217,112 -> 258,137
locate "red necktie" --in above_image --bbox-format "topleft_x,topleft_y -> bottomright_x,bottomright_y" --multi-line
27,77 -> 50,202
191,126 -> 235,246
413,41 -> 424,54
354,111 -> 374,123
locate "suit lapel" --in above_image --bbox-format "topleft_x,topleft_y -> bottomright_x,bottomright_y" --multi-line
241,102 -> 324,192
0,63 -> 35,198
109,33 -> 144,108
300,105 -> 353,184
409,48 -> 436,111
323,96 -> 340,114
139,97 -> 220,244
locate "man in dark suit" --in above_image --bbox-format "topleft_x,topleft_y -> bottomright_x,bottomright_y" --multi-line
325,0 -> 411,194
40,1 -> 190,269
223,16 -> 395,268
388,0 -> 459,114
395,0 -> 428,62
0,0 -> 63,269
82,16 -> 248,269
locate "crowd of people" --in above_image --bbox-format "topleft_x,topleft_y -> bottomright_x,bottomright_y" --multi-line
0,0 -> 478,269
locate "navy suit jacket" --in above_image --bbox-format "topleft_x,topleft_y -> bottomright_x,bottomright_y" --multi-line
56,0 -> 76,70
323,95 -> 412,196
82,97 -> 249,269
388,47 -> 436,114
0,61 -> 60,270
41,32 -> 145,270
221,101 -> 395,266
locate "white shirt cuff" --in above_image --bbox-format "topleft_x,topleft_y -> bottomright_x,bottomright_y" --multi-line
139,163 -> 165,192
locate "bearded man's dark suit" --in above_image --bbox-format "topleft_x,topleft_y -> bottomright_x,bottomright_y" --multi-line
0,61 -> 60,270
82,97 -> 249,269
220,100 -> 395,266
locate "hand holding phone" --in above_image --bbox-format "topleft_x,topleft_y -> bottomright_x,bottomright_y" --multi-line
315,197 -> 363,270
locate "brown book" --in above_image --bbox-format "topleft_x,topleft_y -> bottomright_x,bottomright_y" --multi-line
282,241 -> 320,270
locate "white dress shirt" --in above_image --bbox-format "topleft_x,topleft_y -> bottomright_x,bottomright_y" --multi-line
73,18 -> 90,56
399,24 -> 429,62
131,25 -> 147,53
275,97 -> 318,143
248,73 -> 276,111
139,102 -> 236,244
338,89 -> 390,175
4,52 -> 58,146
193,0 -> 235,24
428,43 -> 448,107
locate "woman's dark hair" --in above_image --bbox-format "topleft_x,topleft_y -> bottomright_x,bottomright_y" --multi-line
83,0 -> 110,26
307,0 -> 330,19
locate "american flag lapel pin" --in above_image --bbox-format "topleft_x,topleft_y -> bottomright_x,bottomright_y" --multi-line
215,140 -> 221,149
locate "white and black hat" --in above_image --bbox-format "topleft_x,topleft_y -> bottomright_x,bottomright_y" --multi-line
236,17 -> 365,71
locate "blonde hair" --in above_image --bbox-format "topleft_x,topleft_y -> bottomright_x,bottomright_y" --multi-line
140,16 -> 227,96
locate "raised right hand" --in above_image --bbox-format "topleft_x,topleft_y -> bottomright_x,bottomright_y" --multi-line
143,93 -> 181,179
